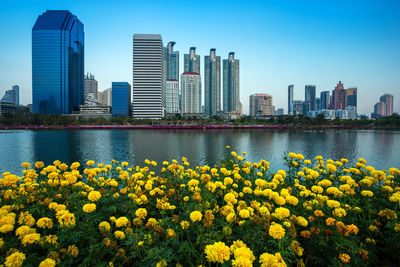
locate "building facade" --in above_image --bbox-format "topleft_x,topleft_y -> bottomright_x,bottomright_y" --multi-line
166,80 -> 180,114
293,100 -> 304,115
167,42 -> 179,80
32,10 -> 84,114
132,34 -> 164,118
288,85 -> 294,114
249,94 -> 273,117
305,85 -> 316,113
181,73 -> 202,115
332,81 -> 346,110
97,88 -> 112,107
223,52 -> 240,113
184,47 -> 200,74
320,91 -> 330,110
204,49 -> 221,117
1,85 -> 19,105
84,73 -> 98,100
373,102 -> 386,118
380,94 -> 393,116
112,82 -> 131,117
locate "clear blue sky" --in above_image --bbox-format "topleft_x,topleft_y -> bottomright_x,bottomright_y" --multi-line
0,0 -> 399,115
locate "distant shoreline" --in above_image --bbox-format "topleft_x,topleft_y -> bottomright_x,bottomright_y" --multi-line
0,124 -> 398,130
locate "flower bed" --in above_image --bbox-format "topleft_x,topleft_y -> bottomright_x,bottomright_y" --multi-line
0,148 -> 399,266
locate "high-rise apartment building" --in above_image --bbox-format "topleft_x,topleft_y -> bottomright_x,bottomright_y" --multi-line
84,73 -> 98,100
112,82 -> 131,117
32,10 -> 84,114
132,34 -> 164,118
380,94 -> 393,116
332,81 -> 346,110
97,88 -> 112,107
181,72 -> 202,115
288,85 -> 294,114
204,49 -> 221,117
223,52 -> 240,113
320,91 -> 330,110
1,85 -> 19,105
305,85 -> 316,112
184,47 -> 200,74
166,80 -> 179,114
249,94 -> 273,117
293,100 -> 304,115
373,102 -> 386,118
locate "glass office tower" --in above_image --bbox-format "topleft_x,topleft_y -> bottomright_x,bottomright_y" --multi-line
112,82 -> 131,117
223,52 -> 240,112
204,49 -> 221,117
32,10 -> 84,114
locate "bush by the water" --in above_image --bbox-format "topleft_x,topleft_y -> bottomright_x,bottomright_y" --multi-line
1,148 -> 400,266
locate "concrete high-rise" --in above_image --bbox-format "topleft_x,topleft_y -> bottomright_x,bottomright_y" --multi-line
132,34 -> 164,118
288,85 -> 294,114
32,10 -> 84,114
84,73 -> 98,100
380,94 -> 393,116
166,80 -> 179,114
320,91 -> 330,110
181,72 -> 202,115
249,94 -> 273,117
332,81 -> 346,110
204,49 -> 221,117
184,47 -> 200,74
223,52 -> 240,113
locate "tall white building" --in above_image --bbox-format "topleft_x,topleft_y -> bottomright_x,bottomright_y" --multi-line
97,88 -> 112,107
166,80 -> 179,114
181,72 -> 202,115
132,34 -> 165,119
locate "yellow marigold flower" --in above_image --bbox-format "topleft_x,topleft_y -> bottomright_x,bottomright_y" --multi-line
361,190 -> 373,197
290,240 -> 304,256
15,225 -> 35,238
288,152 -> 297,158
5,251 -> 26,267
82,203 -> 96,213
239,209 -> 250,219
115,217 -> 129,227
36,217 -> 53,229
259,252 -> 286,267
226,213 -> 237,223
180,220 -> 190,229
269,223 -> 285,239
272,207 -> 290,220
339,253 -> 351,264
326,200 -> 340,208
135,208 -> 148,219
333,208 -> 347,218
86,160 -> 95,166
190,211 -> 203,222
224,193 -> 237,204
39,258 -> 56,267
296,216 -> 308,227
286,196 -> 298,206
114,230 -> 125,240
21,162 -> 31,168
326,217 -> 336,226
67,245 -> 79,257
166,228 -> 176,239
232,256 -> 253,267
35,161 -> 44,169
99,221 -> 111,232
21,233 -> 41,246
88,191 -> 101,202
204,241 -> 231,263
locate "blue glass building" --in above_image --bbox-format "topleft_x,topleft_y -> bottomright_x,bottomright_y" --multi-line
32,10 -> 84,114
112,82 -> 131,117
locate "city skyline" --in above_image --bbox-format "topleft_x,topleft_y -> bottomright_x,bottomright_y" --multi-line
0,0 -> 399,115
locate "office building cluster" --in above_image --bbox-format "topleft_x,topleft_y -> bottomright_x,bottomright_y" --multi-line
288,81 -> 358,119
28,10 -> 241,119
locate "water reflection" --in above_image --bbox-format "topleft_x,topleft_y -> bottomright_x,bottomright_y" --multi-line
0,129 -> 399,175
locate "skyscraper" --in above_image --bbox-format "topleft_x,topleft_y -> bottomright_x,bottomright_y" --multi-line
379,94 -> 393,116
288,85 -> 294,114
184,47 -> 200,74
320,91 -> 330,110
112,82 -> 131,117
167,42 -> 179,80
32,10 -> 84,114
332,81 -> 346,110
204,49 -> 221,117
223,52 -> 240,113
373,102 -> 386,118
84,73 -> 98,100
1,85 -> 19,105
181,72 -> 202,115
132,34 -> 164,118
305,85 -> 316,113
166,80 -> 179,114
249,94 -> 273,117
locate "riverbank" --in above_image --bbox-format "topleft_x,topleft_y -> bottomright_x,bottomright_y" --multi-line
1,124 -> 398,130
